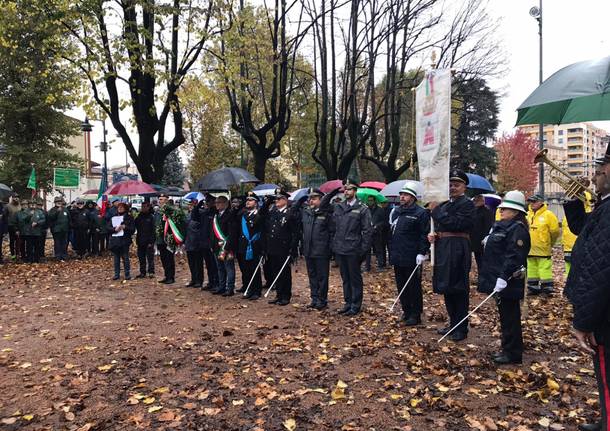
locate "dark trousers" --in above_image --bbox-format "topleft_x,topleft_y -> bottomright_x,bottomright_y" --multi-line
9,227 -> 25,258
217,257 -> 236,293
336,254 -> 364,311
263,258 -> 272,287
89,231 -> 100,255
239,254 -> 262,296
365,232 -> 386,270
25,235 -> 41,263
187,250 -> 204,285
52,232 -> 68,259
73,229 -> 88,257
99,234 -> 108,254
112,245 -> 131,277
158,244 -> 175,279
497,297 -> 523,360
593,326 -> 610,431
443,291 -> 470,334
0,232 -> 3,261
137,243 -> 155,275
394,264 -> 423,319
268,254 -> 292,301
305,257 -> 330,306
473,250 -> 484,273
38,232 -> 47,258
202,248 -> 219,288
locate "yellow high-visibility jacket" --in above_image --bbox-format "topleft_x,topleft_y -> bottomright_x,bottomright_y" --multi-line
527,203 -> 560,257
562,217 -> 577,253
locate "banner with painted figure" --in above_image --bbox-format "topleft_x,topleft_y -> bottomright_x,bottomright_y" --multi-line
415,69 -> 451,203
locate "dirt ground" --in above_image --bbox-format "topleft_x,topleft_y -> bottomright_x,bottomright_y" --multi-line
0,248 -> 601,430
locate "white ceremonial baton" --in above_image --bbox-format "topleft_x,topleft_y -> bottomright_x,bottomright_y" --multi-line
243,256 -> 264,297
263,255 -> 292,298
389,263 -> 422,312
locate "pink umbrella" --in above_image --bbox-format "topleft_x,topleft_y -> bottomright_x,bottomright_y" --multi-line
359,181 -> 386,191
319,179 -> 344,194
105,180 -> 156,196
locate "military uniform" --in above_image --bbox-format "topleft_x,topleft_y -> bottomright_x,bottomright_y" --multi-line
431,171 -> 475,340
263,190 -> 300,305
237,192 -> 265,299
48,199 -> 70,260
302,188 -> 337,309
331,182 -> 373,315
70,200 -> 91,258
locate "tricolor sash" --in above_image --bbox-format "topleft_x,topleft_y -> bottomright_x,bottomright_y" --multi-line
163,214 -> 184,245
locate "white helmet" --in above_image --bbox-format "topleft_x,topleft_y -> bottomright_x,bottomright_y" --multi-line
399,181 -> 423,200
498,190 -> 527,214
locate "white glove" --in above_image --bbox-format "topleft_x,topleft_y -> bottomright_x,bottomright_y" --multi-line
415,254 -> 426,265
481,235 -> 489,249
493,278 -> 508,293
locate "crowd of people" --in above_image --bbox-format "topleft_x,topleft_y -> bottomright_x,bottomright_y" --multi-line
1,149 -> 608,430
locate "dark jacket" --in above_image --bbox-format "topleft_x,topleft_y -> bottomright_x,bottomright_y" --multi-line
369,204 -> 387,236
30,209 -> 46,237
70,207 -> 91,230
212,207 -> 239,255
389,203 -> 430,267
470,205 -> 494,254
263,205 -> 300,257
301,199 -> 335,259
563,197 -> 610,334
477,219 -> 530,300
0,203 -> 7,235
431,195 -> 475,294
107,212 -> 135,251
331,199 -> 373,256
237,208 -> 265,259
47,206 -> 70,234
135,211 -> 156,246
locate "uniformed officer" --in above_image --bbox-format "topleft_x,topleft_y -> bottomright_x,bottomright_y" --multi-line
302,188 -> 337,310
331,181 -> 373,316
428,170 -> 475,341
477,190 -> 530,364
155,194 -> 176,284
47,197 -> 70,260
237,191 -> 265,300
389,181 -> 430,326
264,189 -> 299,305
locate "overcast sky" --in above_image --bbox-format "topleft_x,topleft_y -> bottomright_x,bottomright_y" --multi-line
80,0 -> 610,168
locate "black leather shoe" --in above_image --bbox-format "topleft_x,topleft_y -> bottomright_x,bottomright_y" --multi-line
436,326 -> 451,335
306,302 -> 317,308
449,331 -> 467,342
493,353 -> 522,365
185,281 -> 195,287
277,300 -> 290,306
403,316 -> 421,326
201,283 -> 211,291
313,303 -> 327,311
222,291 -> 234,297
268,298 -> 279,304
345,309 -> 359,316
249,294 -> 260,301
193,283 -> 202,288
337,306 -> 351,314
162,278 -> 175,285
212,288 -> 225,295
235,287 -> 245,293
135,274 -> 146,279
542,286 -> 554,295
578,422 -> 602,431
112,275 -> 120,280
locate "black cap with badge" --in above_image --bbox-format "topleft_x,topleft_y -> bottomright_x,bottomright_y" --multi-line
449,169 -> 469,185
245,191 -> 258,201
343,179 -> 359,191
308,188 -> 324,197
274,188 -> 290,199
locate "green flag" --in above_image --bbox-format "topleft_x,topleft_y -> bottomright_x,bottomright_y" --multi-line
27,167 -> 36,191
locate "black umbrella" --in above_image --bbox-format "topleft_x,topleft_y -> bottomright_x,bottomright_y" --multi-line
0,183 -> 14,202
196,167 -> 260,191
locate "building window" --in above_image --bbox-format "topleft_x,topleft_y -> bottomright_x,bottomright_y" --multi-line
567,128 -> 583,133
558,130 -> 564,135
558,138 -> 563,144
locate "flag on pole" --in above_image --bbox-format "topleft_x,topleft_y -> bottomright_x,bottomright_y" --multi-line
96,168 -> 108,216
27,167 -> 37,198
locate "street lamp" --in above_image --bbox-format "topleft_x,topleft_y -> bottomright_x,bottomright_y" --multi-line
530,2 -> 544,197
81,117 -> 110,188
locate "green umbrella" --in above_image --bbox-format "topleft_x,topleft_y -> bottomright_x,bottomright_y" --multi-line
356,187 -> 387,203
516,56 -> 610,125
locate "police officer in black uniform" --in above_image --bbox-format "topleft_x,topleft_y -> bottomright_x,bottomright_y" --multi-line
477,190 -> 530,364
428,170 -> 475,341
264,189 -> 299,305
302,188 -> 338,310
237,191 -> 266,300
332,181 -> 373,316
389,181 -> 430,326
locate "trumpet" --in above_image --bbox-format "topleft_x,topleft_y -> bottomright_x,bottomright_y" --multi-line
534,149 -> 597,203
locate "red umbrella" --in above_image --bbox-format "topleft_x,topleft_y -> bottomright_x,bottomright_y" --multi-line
359,181 -> 386,191
319,179 -> 344,194
105,180 -> 156,196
